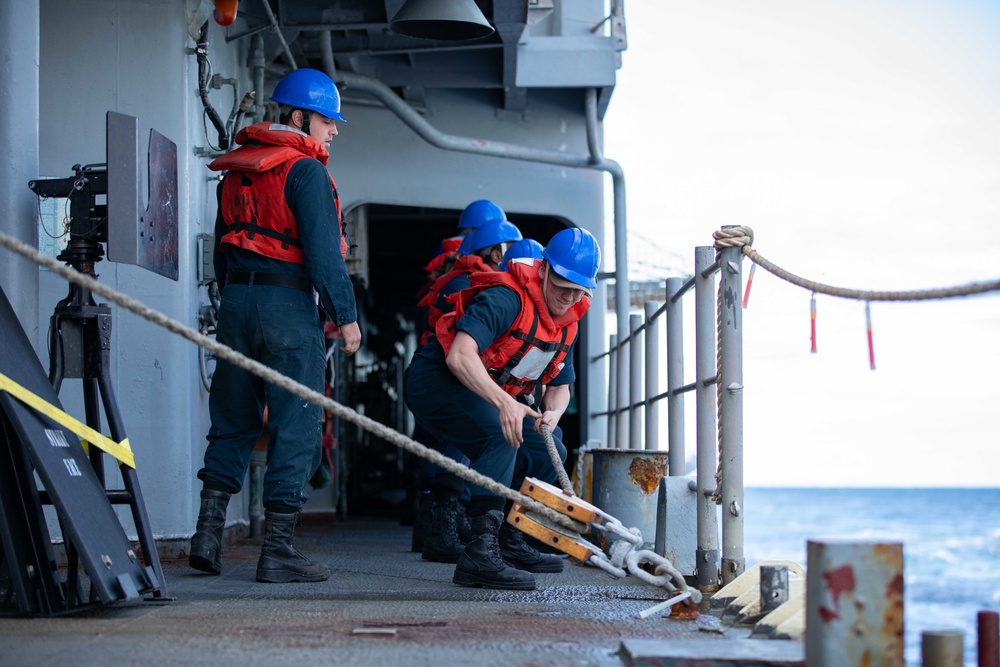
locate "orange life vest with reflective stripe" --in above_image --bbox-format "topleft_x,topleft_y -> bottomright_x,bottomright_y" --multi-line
435,260 -> 590,397
208,122 -> 348,262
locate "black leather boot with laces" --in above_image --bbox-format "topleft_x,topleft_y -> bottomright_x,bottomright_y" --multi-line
498,519 -> 564,573
452,510 -> 535,590
421,497 -> 466,563
189,489 -> 231,574
256,510 -> 331,583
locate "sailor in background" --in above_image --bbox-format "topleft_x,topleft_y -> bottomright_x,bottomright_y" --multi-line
404,228 -> 600,590
190,68 -> 360,583
412,216 -> 524,564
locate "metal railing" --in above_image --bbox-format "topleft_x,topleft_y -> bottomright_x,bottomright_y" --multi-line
589,229 -> 749,590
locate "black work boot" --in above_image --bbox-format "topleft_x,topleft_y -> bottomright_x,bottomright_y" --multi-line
452,510 -> 535,590
421,497 -> 466,563
498,520 -> 564,573
189,489 -> 231,574
256,510 -> 331,583
411,492 -> 433,553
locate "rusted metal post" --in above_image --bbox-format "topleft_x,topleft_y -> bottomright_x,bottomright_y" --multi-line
922,631 -> 964,667
608,334 -> 618,447
664,278 -> 684,469
694,246 -> 719,594
644,301 -> 659,452
805,540 -> 904,667
718,233 -> 744,584
980,610 -> 999,667
629,313 -> 643,450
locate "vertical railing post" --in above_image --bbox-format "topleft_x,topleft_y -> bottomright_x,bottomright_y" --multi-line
628,313 -> 643,450
694,245 -> 719,594
643,301 -> 659,452
665,278 -> 684,471
616,330 -> 629,449
718,230 -> 745,584
607,333 -> 618,448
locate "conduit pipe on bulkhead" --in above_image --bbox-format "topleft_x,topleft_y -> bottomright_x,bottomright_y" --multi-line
321,49 -> 631,378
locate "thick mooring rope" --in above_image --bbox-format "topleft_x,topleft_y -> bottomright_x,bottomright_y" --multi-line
714,225 -> 1000,301
0,231 -> 588,536
709,224 -> 1000,498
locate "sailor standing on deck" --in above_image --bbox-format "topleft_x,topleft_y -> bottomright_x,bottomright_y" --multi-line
189,68 -> 361,583
404,227 -> 600,590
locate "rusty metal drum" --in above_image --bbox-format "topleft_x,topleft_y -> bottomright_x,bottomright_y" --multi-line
588,448 -> 669,551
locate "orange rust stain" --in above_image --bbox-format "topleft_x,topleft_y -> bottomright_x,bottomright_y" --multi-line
670,604 -> 700,620
627,457 -> 666,494
881,573 -> 905,663
872,543 -> 903,568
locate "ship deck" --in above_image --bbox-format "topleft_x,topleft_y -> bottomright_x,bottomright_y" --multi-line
0,515 -> 804,667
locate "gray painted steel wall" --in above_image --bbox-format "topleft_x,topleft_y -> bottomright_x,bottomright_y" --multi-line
29,0 -> 613,541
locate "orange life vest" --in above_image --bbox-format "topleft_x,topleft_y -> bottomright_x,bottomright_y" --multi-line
435,260 -> 590,397
208,122 -> 348,263
417,254 -> 490,346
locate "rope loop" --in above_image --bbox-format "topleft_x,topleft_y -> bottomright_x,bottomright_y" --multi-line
712,226 -> 754,250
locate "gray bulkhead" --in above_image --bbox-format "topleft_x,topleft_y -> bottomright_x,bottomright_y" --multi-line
16,0 -> 619,550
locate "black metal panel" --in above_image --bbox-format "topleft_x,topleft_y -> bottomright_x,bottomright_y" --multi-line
106,112 -> 179,281
0,285 -> 153,613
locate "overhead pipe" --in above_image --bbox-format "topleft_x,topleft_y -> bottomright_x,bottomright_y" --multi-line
259,0 -> 297,70
319,37 -> 630,424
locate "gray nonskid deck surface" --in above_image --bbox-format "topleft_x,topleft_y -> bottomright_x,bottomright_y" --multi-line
0,516 -> 802,667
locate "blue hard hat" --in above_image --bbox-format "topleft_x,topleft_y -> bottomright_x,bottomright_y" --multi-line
541,228 -> 601,290
501,238 -> 544,271
468,219 -> 522,254
458,199 -> 506,230
269,68 -> 346,122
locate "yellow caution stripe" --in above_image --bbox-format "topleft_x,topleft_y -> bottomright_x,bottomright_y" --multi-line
0,371 -> 135,469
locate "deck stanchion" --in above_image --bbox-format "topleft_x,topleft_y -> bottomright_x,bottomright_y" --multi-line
644,301 -> 659,452
616,330 -> 629,450
979,610 -> 999,667
805,540 -> 904,667
629,313 -> 643,450
607,333 -> 618,448
718,232 -> 745,584
921,631 -> 964,667
694,246 -> 720,594
665,279 -> 684,469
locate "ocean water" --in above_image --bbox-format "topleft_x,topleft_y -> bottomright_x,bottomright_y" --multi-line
742,487 -> 1000,667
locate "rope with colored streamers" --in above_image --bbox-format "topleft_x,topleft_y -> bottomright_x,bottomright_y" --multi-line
713,225 -> 1000,301
716,224 -> 1000,361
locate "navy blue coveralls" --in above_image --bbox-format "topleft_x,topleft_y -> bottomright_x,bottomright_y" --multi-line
198,158 -> 357,512
404,285 -> 571,515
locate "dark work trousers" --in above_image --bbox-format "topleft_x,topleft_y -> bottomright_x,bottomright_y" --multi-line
413,422 -> 472,501
198,282 -> 324,510
403,352 -> 567,502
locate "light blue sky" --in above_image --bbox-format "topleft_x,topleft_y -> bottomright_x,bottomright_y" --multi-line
603,0 -> 1000,487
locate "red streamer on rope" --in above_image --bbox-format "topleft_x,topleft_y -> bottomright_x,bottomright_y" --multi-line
810,293 -> 817,354
742,262 -> 755,308
866,301 -> 876,370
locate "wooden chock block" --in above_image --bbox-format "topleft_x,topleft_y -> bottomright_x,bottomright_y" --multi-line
518,477 -> 602,525
507,502 -> 597,562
